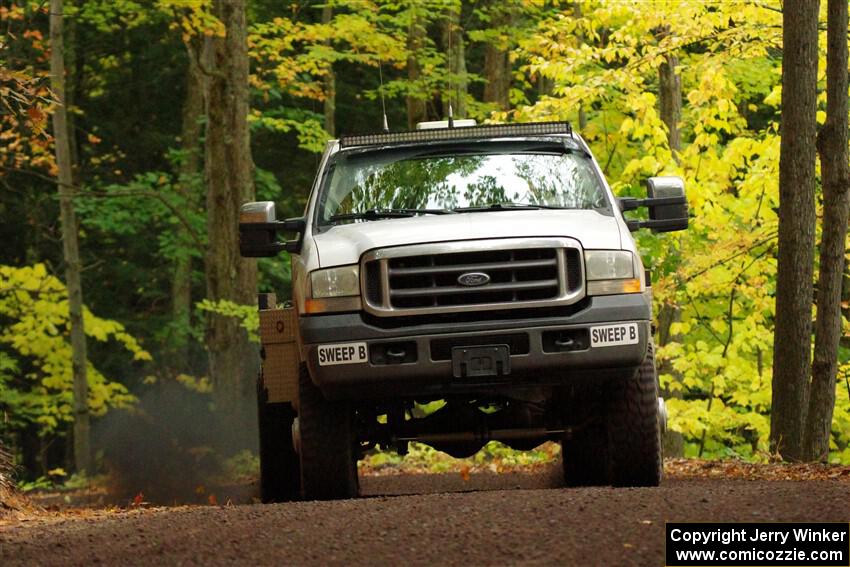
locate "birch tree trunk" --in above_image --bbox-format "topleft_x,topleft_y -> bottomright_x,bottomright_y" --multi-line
50,0 -> 90,474
770,0 -> 820,461
803,0 -> 850,462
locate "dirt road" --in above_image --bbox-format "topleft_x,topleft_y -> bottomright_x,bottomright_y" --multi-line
2,468 -> 849,566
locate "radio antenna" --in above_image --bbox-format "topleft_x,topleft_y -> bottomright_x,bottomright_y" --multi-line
378,59 -> 389,132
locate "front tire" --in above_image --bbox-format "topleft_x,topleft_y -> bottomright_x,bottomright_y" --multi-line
257,374 -> 301,503
297,365 -> 359,500
605,341 -> 662,487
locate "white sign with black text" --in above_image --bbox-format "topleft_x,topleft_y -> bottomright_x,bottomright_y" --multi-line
590,323 -> 639,348
317,342 -> 369,366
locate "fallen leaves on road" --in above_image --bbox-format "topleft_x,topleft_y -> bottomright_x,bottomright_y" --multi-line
664,458 -> 850,483
359,441 -> 850,484
0,504 -> 197,531
131,493 -> 146,507
3,455 -> 849,529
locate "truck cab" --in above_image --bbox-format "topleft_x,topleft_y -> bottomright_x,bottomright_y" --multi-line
240,121 -> 688,501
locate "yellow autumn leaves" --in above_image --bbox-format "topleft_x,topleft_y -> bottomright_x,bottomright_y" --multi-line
0,264 -> 150,431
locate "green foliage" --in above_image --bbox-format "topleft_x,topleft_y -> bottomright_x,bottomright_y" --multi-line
361,441 -> 559,474
17,475 -> 55,493
0,264 -> 148,434
17,470 -> 97,493
250,106 -> 328,153
76,168 -> 206,264
196,299 -> 259,343
69,0 -> 155,33
221,449 -> 259,480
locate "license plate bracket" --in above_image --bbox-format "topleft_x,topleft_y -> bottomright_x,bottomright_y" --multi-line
451,344 -> 510,379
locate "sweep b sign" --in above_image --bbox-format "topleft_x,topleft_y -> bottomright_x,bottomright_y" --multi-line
590,323 -> 639,348
318,342 -> 368,366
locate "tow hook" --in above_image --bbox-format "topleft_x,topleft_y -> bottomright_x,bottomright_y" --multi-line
657,397 -> 668,433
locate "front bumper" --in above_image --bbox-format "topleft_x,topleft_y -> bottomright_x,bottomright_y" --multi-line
301,294 -> 650,400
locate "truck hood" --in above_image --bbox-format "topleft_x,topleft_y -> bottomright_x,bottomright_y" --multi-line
312,209 -> 622,267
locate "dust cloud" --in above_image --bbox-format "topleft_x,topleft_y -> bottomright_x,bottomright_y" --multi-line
96,380 -> 259,505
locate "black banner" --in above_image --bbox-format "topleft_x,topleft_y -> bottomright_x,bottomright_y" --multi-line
666,523 -> 850,566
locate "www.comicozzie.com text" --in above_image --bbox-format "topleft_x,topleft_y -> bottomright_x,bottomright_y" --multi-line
669,527 -> 848,546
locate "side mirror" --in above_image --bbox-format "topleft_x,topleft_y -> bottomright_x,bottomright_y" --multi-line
619,176 -> 689,233
239,201 -> 306,257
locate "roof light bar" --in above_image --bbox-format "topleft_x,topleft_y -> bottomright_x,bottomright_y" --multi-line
417,119 -> 477,130
338,121 -> 573,148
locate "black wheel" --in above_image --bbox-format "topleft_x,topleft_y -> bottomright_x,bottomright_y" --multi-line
257,374 -> 301,503
561,422 -> 608,486
605,341 -> 662,487
297,365 -> 359,500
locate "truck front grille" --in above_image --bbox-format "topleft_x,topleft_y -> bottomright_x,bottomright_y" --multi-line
361,238 -> 584,317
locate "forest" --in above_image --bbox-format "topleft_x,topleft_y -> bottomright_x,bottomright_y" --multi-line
1,0 -> 849,486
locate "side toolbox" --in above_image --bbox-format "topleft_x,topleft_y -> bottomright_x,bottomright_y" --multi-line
258,294 -> 299,403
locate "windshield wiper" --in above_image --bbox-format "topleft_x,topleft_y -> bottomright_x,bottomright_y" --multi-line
390,207 -> 455,215
329,208 -> 453,222
453,202 -> 577,213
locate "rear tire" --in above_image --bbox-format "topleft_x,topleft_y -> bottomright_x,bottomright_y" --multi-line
605,341 -> 662,487
297,365 -> 359,500
257,374 -> 301,503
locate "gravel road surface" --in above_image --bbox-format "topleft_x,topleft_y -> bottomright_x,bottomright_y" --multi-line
2,467 -> 849,566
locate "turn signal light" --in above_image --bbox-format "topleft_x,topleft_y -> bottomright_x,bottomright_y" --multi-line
586,278 -> 642,296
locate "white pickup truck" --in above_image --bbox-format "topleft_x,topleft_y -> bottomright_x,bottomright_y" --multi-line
239,121 -> 688,501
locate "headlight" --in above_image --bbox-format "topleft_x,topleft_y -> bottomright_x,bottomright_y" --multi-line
585,250 -> 634,280
311,265 -> 360,298
585,250 -> 642,296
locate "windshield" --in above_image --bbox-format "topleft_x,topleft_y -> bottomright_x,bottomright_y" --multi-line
316,148 -> 608,225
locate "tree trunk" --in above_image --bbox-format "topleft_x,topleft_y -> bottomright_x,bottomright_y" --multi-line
482,3 -> 513,110
50,0 -> 90,475
657,302 -> 684,457
770,0 -> 820,462
0,443 -> 12,492
66,12 -> 80,185
655,24 -> 684,457
657,27 -> 682,161
406,15 -> 427,129
442,7 -> 467,119
483,39 -> 510,110
204,0 -> 258,436
803,0 -> 850,462
573,2 -> 586,130
322,4 -> 335,136
172,39 -> 206,372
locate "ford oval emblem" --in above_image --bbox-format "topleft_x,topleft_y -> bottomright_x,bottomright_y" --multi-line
457,272 -> 491,287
